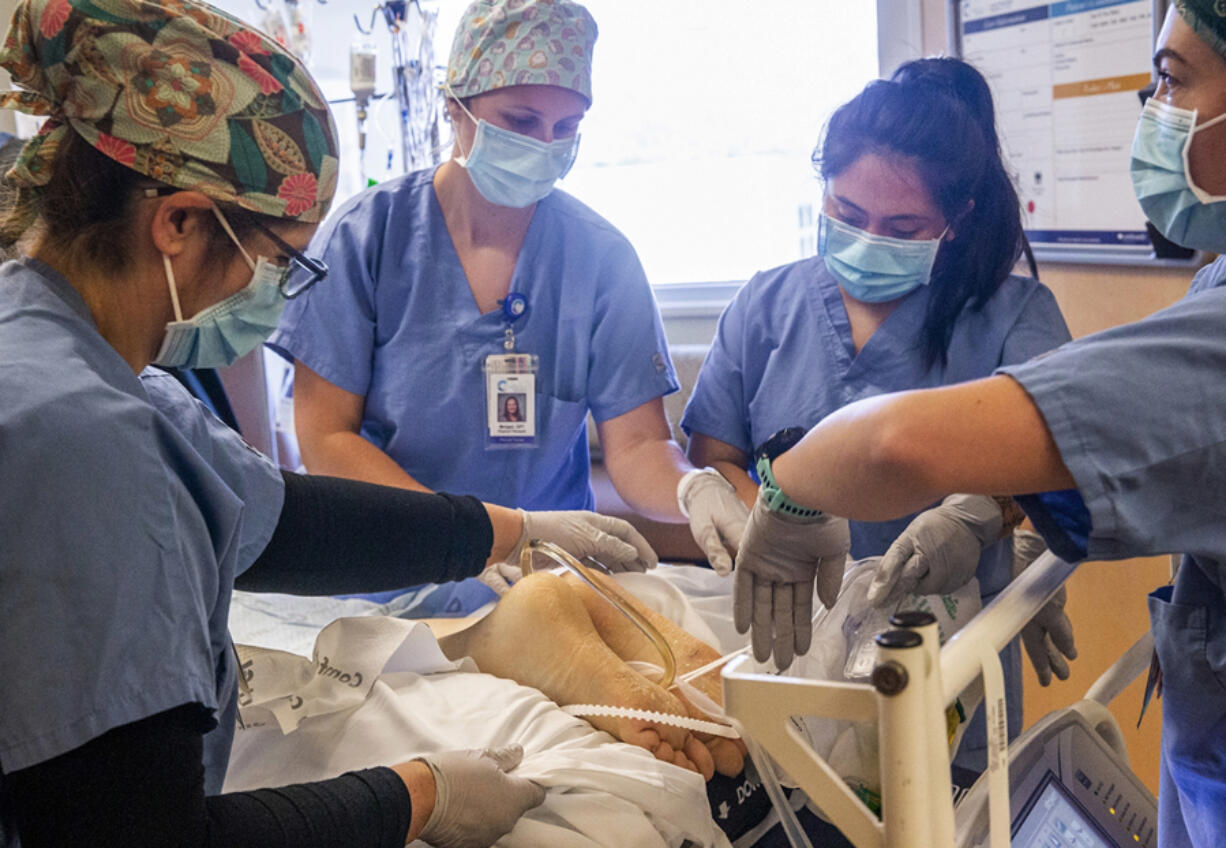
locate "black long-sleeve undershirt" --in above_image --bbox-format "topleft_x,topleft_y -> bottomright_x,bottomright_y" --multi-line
5,704 -> 411,847
237,470 -> 494,594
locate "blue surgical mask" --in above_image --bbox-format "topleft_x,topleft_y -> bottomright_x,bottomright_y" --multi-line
1130,97 -> 1226,253
153,208 -> 288,369
817,213 -> 946,303
452,95 -> 579,208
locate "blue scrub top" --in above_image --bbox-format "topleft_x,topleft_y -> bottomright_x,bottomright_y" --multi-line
681,258 -> 1070,769
681,257 -> 1072,594
0,261 -> 284,817
270,166 -> 678,510
1002,257 -> 1226,848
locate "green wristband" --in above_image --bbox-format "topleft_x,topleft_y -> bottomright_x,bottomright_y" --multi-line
756,455 -> 822,521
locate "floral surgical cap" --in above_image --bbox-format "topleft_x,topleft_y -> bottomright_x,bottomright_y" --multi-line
0,0 -> 339,223
446,0 -> 597,105
1174,0 -> 1226,60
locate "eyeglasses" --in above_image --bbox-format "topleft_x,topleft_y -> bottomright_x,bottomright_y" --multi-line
240,214 -> 328,299
143,187 -> 328,298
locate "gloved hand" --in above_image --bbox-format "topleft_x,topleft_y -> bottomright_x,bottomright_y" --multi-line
509,509 -> 658,573
477,561 -> 521,596
733,494 -> 850,670
677,467 -> 749,576
866,494 -> 1002,606
1012,529 -> 1078,686
418,745 -> 546,848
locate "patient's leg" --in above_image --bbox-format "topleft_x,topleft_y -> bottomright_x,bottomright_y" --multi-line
560,572 -> 746,777
439,572 -> 716,779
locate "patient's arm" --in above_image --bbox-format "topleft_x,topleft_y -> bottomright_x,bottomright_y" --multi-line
439,572 -> 743,780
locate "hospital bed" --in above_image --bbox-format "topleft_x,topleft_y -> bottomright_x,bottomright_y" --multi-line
226,573 -> 737,848
226,551 -> 1155,848
723,552 -> 1159,848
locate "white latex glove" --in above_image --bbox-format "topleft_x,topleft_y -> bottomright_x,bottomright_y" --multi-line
1012,529 -> 1078,686
677,467 -> 750,575
509,509 -> 658,573
867,494 -> 1002,606
733,494 -> 850,670
418,745 -> 546,848
477,561 -> 521,596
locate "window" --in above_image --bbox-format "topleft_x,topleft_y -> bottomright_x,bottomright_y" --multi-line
212,1 -> 879,285
557,1 -> 879,284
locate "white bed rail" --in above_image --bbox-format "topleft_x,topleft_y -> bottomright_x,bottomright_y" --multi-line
722,551 -> 1079,848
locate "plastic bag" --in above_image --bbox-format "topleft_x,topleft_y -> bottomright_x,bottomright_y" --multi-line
786,558 -> 984,810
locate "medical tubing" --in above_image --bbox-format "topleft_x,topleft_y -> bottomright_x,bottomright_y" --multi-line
625,660 -> 739,737
560,704 -> 741,739
729,717 -> 814,848
521,539 -> 677,689
677,645 -> 751,684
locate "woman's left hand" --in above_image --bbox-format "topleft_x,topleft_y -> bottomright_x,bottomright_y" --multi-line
677,467 -> 749,575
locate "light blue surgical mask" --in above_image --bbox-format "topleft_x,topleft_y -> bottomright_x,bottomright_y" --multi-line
1130,97 -> 1226,253
817,212 -> 947,304
153,208 -> 288,369
452,95 -> 579,208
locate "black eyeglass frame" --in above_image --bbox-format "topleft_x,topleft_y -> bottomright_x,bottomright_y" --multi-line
237,214 -> 328,299
144,186 -> 327,299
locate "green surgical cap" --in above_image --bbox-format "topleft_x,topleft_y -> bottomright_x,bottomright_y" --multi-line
1175,0 -> 1226,60
0,0 -> 339,223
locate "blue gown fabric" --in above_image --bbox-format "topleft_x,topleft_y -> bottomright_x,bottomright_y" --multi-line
681,257 -> 1073,767
1001,257 -> 1226,848
0,260 -> 284,813
270,166 -> 678,513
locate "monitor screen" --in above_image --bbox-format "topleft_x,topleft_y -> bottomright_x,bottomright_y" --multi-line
1012,772 -> 1115,848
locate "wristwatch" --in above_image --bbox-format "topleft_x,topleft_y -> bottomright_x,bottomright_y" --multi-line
754,427 -> 822,521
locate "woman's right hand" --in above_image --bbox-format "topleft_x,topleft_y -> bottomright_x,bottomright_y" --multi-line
513,509 -> 659,572
395,745 -> 546,848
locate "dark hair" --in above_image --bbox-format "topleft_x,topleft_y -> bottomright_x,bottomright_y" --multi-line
814,57 -> 1025,368
0,130 -> 271,274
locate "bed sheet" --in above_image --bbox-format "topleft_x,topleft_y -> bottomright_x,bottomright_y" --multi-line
225,584 -> 731,848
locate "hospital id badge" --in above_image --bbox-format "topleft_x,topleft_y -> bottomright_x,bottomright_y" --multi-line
484,353 -> 538,449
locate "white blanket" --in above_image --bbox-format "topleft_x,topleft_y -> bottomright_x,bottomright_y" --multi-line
226,580 -> 731,848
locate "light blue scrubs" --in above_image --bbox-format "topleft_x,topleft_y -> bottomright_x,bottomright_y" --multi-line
0,260 -> 284,826
1003,257 -> 1226,848
270,165 -> 678,512
681,257 -> 1072,768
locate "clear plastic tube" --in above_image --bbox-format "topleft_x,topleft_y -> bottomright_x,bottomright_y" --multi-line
521,540 -> 677,688
729,717 -> 815,848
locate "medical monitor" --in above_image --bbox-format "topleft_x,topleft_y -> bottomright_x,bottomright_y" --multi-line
1012,771 -> 1114,848
955,706 -> 1156,848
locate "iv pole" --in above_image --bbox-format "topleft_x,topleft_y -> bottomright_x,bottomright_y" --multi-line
354,1 -> 440,177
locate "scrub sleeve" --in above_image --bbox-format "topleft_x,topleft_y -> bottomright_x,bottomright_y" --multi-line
0,261 -> 281,800
1001,281 -> 1226,848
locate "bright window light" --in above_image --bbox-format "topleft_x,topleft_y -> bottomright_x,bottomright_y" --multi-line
558,1 -> 879,284
211,1 -> 879,285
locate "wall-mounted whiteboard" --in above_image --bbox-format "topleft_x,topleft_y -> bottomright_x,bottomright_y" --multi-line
955,0 -> 1182,263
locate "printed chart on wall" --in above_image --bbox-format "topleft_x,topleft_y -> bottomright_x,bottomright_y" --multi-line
959,0 -> 1157,261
